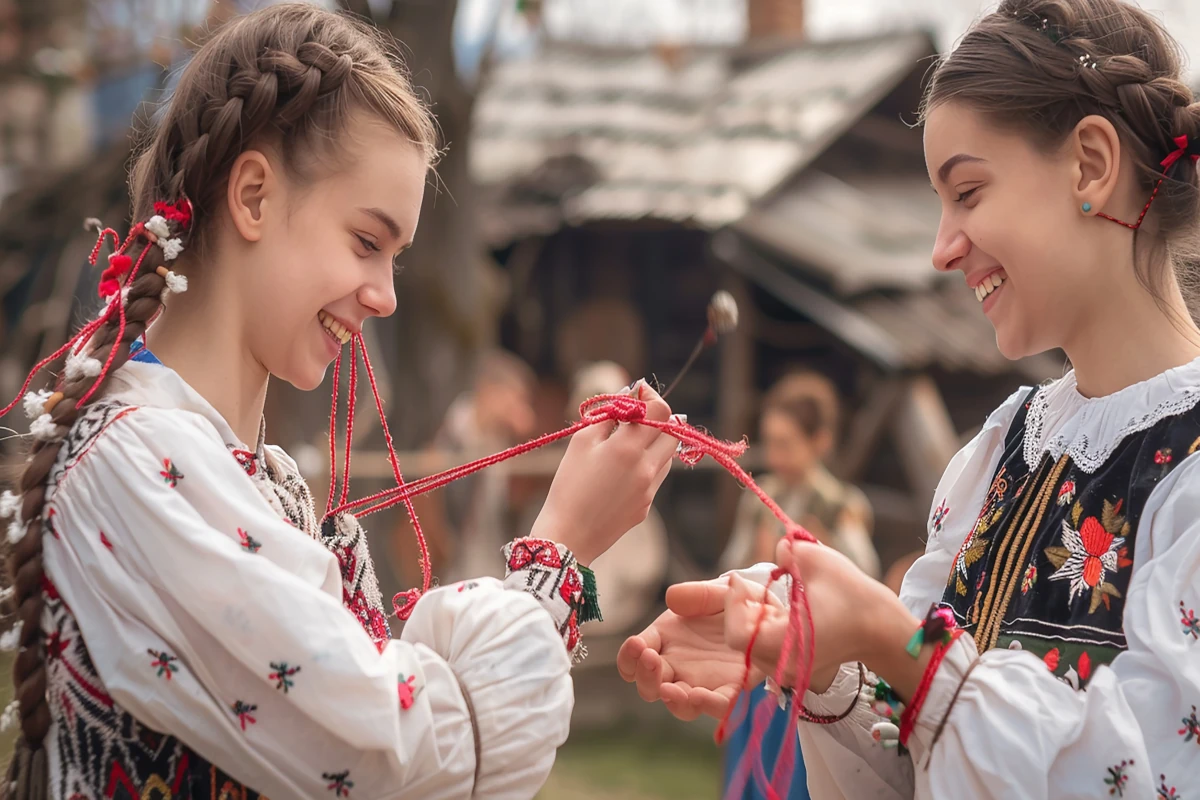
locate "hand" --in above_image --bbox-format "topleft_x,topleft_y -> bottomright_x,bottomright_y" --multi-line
531,380 -> 677,565
725,538 -> 917,694
618,579 -> 759,721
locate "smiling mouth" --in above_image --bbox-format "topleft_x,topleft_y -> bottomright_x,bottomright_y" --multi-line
975,272 -> 1007,303
318,310 -> 353,345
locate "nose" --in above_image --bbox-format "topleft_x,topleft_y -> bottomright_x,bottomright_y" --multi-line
932,213 -> 971,273
358,274 -> 397,319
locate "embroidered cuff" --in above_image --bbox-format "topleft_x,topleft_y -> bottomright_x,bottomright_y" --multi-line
502,538 -> 588,664
904,633 -> 980,768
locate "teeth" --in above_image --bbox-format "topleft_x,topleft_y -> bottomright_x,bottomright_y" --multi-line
318,311 -> 352,345
975,273 -> 1006,303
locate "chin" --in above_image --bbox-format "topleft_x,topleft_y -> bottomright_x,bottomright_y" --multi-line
273,359 -> 330,393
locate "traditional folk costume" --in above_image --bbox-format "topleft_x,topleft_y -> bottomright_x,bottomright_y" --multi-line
0,208 -> 596,799
747,364 -> 1200,798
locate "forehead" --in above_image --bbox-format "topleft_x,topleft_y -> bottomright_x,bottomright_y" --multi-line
923,103 -> 1037,181
317,119 -> 427,226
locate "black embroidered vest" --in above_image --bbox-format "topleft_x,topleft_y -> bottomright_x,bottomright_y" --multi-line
939,388 -> 1200,688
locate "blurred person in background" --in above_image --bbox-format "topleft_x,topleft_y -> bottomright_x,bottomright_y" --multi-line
416,348 -> 538,583
719,370 -> 879,800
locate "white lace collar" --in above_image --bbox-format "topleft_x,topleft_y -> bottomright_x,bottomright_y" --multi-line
1024,355 -> 1200,473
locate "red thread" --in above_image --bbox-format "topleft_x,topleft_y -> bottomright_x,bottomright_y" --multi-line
339,336 -> 358,508
1096,135 -> 1200,230
898,629 -> 964,746
325,350 -> 343,515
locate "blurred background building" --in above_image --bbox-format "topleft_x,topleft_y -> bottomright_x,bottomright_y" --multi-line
1,1 -> 1196,797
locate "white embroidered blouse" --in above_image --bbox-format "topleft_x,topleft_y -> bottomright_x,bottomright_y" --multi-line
40,359 -> 576,799
756,360 -> 1200,799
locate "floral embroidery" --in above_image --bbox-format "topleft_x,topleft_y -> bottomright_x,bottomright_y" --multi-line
559,566 -> 583,606
1057,480 -> 1076,506
1104,759 -> 1134,797
1045,499 -> 1128,613
159,458 -> 184,488
1155,448 -> 1173,465
238,528 -> 262,554
1043,648 -> 1060,671
232,449 -> 258,477
506,538 -> 563,571
231,700 -> 257,731
1180,705 -> 1199,744
148,649 -> 178,680
952,468 -> 1008,596
1158,774 -> 1180,799
1181,601 -> 1199,640
1060,651 -> 1093,690
456,581 -> 479,593
1021,564 -> 1038,594
397,674 -> 419,710
323,770 -> 353,798
932,500 -> 949,534
268,662 -> 301,693
99,531 -> 113,551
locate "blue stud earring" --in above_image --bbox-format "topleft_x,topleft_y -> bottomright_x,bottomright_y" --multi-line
1082,202 -> 1092,213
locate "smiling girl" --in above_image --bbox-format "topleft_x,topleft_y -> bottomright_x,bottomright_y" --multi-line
0,5 -> 678,799
621,0 -> 1200,797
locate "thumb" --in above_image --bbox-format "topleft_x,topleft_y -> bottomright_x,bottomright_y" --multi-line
665,578 -> 728,617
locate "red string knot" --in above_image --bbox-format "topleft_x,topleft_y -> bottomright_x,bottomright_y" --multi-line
579,393 -> 647,424
392,588 -> 422,620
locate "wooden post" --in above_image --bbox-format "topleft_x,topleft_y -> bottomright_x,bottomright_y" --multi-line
891,375 -> 959,512
833,375 -> 904,483
714,271 -> 755,556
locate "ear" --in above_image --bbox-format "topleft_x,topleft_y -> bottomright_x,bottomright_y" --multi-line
225,150 -> 275,243
1072,115 -> 1122,212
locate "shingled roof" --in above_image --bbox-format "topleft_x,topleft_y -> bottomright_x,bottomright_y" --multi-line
470,30 -> 935,243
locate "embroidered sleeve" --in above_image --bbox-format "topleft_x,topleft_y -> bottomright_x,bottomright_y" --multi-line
42,408 -> 572,799
501,538 -> 592,664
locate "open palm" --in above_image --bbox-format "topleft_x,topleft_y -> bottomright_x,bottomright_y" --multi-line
617,579 -> 761,721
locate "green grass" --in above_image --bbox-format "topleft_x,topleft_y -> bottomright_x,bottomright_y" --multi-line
538,721 -> 724,800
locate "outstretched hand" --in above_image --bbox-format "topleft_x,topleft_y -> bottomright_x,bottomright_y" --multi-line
617,578 -> 762,721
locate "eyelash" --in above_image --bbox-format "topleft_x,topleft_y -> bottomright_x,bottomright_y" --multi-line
956,187 -> 980,204
356,234 -> 406,275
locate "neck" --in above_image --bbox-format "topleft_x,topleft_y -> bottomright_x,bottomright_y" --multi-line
1063,272 -> 1200,398
144,279 -> 269,446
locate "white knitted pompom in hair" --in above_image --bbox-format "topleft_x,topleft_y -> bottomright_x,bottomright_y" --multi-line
30,413 -> 58,441
145,215 -> 170,239
161,238 -> 185,261
5,519 -> 24,546
164,271 -> 188,294
0,700 -> 17,733
65,349 -> 103,381
0,623 -> 21,652
83,217 -> 103,232
0,491 -> 19,520
22,389 -> 51,420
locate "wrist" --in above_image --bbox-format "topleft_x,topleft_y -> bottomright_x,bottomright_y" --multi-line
859,598 -> 925,700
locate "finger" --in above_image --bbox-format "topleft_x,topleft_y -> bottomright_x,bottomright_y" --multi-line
661,682 -> 702,721
612,380 -> 672,449
635,648 -> 666,702
666,579 -> 729,617
688,685 -> 739,720
646,413 -> 685,471
617,635 -> 646,682
569,414 -> 617,447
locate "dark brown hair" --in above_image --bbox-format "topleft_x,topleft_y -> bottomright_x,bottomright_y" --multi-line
920,0 -> 1200,318
4,5 -> 436,796
762,371 -> 840,440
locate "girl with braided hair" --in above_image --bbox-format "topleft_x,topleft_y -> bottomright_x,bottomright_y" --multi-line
0,4 -> 680,799
620,1 -> 1200,797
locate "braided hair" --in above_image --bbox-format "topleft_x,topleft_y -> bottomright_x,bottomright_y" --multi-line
920,0 -> 1200,320
1,5 -> 436,797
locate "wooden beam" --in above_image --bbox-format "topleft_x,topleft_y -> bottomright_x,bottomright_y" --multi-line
891,376 -> 959,511
833,376 -> 904,483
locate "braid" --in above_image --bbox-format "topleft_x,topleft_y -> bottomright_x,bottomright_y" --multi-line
3,259 -> 168,799
0,5 -> 437,795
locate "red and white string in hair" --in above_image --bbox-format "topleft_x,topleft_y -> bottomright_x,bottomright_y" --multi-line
0,199 -> 193,430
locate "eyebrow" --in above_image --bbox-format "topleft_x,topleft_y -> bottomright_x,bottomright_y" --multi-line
357,206 -> 402,240
937,154 -> 988,185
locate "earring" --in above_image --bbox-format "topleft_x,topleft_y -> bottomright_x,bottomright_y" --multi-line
1082,202 -> 1093,213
